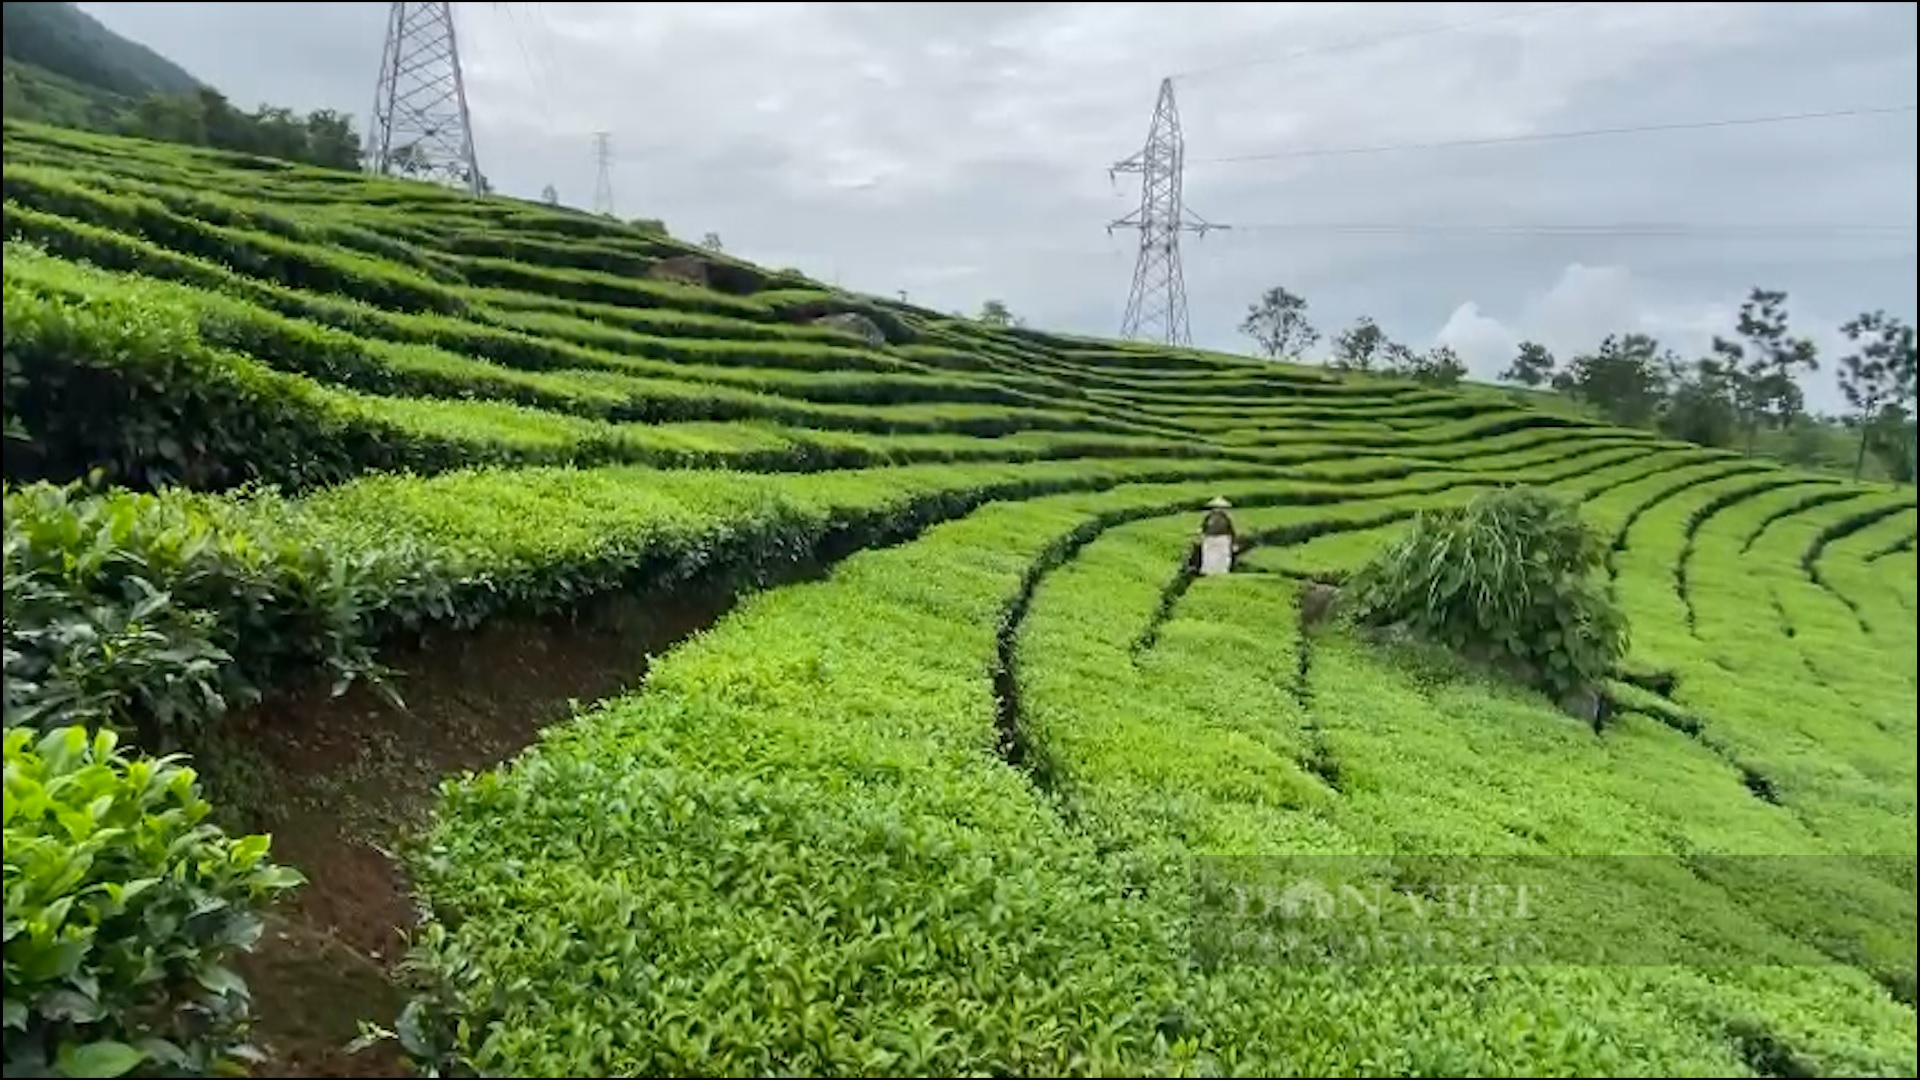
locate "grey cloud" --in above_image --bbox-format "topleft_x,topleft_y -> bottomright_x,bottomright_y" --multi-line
78,2 -> 1917,409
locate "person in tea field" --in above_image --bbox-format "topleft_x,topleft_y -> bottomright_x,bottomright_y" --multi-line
1196,495 -> 1238,576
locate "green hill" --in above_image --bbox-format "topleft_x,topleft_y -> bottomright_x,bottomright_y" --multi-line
2,4 -> 360,170
1,1 -> 200,100
3,120 -> 1915,1078
2,55 -> 132,128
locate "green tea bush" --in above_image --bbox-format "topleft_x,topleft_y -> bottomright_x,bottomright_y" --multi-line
2,725 -> 303,1078
3,202 -> 258,300
3,244 -> 1155,463
440,230 -> 655,278
3,480 -> 382,744
396,486 -> 1255,1076
1,268 -> 382,491
469,288 -> 864,347
1,297 -> 653,484
755,287 -> 916,344
1344,485 -> 1629,698
5,458 -> 1286,745
71,173 -> 458,282
2,166 -> 464,315
2,543 -> 229,740
451,254 -> 767,319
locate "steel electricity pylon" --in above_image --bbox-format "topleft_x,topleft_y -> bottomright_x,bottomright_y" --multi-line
369,1 -> 482,194
1109,77 -> 1222,346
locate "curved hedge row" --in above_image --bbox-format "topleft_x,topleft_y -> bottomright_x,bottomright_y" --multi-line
401,476 -> 1416,1076
405,464 -> 1918,1075
5,455 -> 1347,746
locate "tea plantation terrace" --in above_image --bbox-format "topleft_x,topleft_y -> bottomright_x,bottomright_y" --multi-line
3,119 -> 1914,1077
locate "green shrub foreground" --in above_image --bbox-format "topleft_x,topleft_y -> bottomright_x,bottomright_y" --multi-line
3,726 -> 302,1079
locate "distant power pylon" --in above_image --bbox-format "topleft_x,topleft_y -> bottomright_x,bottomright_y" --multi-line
1109,77 -> 1222,347
592,132 -> 615,216
369,2 -> 482,195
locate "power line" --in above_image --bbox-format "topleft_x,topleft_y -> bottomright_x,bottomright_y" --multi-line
1091,240 -> 1914,265
1222,221 -> 1918,237
1195,104 -> 1920,164
496,2 -> 556,133
1615,249 -> 1919,267
1173,1 -> 1596,81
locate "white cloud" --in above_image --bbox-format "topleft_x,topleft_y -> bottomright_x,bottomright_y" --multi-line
1429,262 -> 1872,412
1436,301 -> 1520,379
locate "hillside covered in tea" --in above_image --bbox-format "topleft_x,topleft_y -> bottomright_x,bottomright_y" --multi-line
3,118 -> 1915,1078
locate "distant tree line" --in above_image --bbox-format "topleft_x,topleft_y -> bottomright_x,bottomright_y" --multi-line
1242,284 -> 1918,482
4,2 -> 361,170
4,61 -> 361,170
121,86 -> 361,170
1240,286 -> 1466,388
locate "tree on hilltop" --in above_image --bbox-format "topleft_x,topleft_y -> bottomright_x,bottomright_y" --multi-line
1560,334 -> 1671,428
1239,286 -> 1318,360
301,109 -> 361,170
1379,340 -> 1418,377
1658,356 -> 1740,449
1839,310 -> 1918,480
1712,288 -> 1819,455
1419,344 -> 1467,387
1503,341 -> 1557,388
1380,342 -> 1465,387
978,299 -> 1022,328
1330,317 -> 1386,373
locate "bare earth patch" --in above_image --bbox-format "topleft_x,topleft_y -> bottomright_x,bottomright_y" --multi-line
208,584 -> 739,1076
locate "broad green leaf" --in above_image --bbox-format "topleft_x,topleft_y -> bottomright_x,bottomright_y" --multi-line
55,1040 -> 144,1079
195,964 -> 248,999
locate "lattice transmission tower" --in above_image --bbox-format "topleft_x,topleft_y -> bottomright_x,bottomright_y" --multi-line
369,1 -> 482,194
1109,77 -> 1221,346
592,131 -> 615,216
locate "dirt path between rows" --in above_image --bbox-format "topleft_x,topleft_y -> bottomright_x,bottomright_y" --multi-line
211,582 -> 737,1075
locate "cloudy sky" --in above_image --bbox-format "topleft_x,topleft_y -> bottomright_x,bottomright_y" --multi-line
81,1 -> 1918,409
